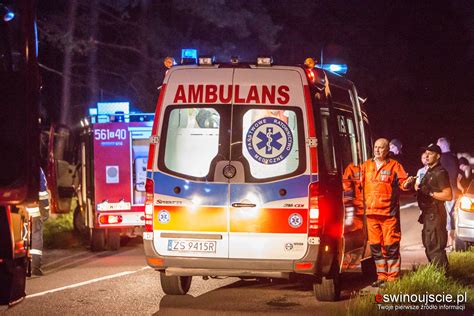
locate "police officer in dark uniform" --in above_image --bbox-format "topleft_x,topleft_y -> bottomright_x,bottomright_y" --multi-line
416,144 -> 452,270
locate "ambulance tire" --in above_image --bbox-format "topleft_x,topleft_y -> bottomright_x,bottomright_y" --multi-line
107,229 -> 121,251
160,272 -> 192,295
313,272 -> 341,301
361,256 -> 377,281
90,228 -> 105,252
454,234 -> 468,252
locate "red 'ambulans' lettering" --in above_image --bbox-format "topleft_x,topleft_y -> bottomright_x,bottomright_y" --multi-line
173,84 -> 291,105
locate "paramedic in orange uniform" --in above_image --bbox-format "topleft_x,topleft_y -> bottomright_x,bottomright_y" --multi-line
362,138 -> 415,287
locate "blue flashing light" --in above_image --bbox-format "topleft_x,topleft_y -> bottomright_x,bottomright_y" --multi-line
322,64 -> 348,75
181,48 -> 197,64
1,4 -> 14,22
97,101 -> 130,115
89,108 -> 98,116
3,10 -> 15,22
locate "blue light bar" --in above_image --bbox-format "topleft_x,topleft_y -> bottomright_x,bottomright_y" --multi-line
181,48 -> 197,64
89,108 -> 98,116
322,64 -> 348,75
2,7 -> 15,22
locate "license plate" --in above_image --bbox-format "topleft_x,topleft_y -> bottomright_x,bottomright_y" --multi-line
167,240 -> 217,253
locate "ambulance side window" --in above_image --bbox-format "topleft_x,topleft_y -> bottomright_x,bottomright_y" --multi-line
320,111 -> 337,174
336,114 -> 359,168
162,107 -> 220,178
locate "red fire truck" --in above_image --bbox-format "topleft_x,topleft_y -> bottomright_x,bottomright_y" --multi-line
1,0 -> 40,306
48,103 -> 154,251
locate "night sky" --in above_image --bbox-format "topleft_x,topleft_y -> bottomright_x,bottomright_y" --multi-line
37,0 -> 474,167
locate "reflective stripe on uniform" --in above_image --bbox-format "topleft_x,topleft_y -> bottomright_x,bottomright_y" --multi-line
30,249 -> 43,256
387,259 -> 400,270
26,207 -> 41,217
375,259 -> 387,272
39,190 -> 50,200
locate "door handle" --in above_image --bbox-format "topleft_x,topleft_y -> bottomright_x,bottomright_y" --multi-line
231,202 -> 257,208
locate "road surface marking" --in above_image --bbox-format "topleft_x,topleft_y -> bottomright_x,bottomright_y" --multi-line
26,266 -> 150,299
400,202 -> 417,209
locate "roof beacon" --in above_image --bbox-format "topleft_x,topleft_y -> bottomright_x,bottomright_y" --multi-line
181,48 -> 198,64
198,56 -> 215,66
322,64 -> 348,75
257,56 -> 273,66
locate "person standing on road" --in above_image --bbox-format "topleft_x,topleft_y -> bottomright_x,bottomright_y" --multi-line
415,152 -> 429,191
26,168 -> 50,276
437,137 -> 458,249
416,144 -> 452,270
389,139 -> 404,165
361,138 -> 415,287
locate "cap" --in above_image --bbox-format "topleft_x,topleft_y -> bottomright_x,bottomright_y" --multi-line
425,143 -> 441,155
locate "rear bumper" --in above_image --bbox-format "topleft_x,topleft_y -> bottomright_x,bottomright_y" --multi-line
456,210 -> 474,242
143,238 -> 332,278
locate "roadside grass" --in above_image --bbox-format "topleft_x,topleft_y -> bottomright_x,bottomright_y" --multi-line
348,248 -> 474,315
43,212 -> 76,248
448,246 -> 474,286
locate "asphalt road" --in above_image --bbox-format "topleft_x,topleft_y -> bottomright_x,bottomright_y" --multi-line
4,198 -> 427,315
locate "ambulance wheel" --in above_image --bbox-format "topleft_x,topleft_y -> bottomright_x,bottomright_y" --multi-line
313,273 -> 341,301
361,256 -> 377,281
107,229 -> 121,251
90,228 -> 105,252
454,234 -> 468,252
160,272 -> 192,295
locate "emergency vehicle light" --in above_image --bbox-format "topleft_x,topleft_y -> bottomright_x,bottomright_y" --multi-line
164,57 -> 176,69
1,5 -> 14,22
145,178 -> 154,232
304,58 -> 316,69
322,64 -> 348,75
89,108 -> 98,116
257,57 -> 273,66
198,56 -> 215,65
181,48 -> 198,64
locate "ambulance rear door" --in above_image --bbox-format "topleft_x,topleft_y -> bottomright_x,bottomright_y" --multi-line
226,68 -> 311,260
152,67 -> 233,259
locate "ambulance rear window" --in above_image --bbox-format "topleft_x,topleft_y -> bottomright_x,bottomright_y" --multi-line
162,107 -> 221,178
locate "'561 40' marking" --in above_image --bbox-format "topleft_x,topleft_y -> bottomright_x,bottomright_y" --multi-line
94,129 -> 127,141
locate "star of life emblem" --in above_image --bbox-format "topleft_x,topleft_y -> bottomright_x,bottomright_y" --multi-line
246,117 -> 293,165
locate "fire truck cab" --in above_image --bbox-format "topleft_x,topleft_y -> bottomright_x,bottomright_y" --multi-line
144,54 -> 374,301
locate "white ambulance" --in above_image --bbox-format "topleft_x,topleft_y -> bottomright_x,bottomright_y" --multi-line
144,54 -> 374,301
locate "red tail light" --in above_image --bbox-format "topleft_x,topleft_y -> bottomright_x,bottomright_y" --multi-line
99,215 -> 123,225
308,182 -> 320,236
305,68 -> 316,84
145,178 -> 154,232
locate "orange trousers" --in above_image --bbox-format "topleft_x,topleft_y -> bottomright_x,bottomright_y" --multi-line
366,214 -> 401,281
